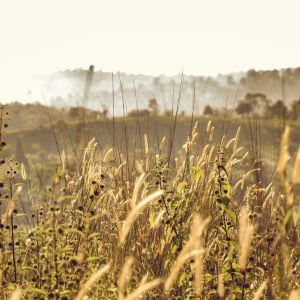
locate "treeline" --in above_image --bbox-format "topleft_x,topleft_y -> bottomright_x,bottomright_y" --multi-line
3,95 -> 300,135
46,66 -> 300,114
203,93 -> 300,119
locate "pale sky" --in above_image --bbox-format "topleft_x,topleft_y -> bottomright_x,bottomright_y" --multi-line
0,0 -> 300,100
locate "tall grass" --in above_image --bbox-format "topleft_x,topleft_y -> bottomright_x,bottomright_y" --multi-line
0,103 -> 300,299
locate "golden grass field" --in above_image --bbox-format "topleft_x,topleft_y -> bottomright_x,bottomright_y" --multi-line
0,104 -> 300,299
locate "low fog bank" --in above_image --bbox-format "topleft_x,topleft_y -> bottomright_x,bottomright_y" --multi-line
3,66 -> 300,116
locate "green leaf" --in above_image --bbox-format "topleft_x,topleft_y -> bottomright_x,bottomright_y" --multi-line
191,166 -> 202,183
149,210 -> 157,227
225,208 -> 236,223
177,181 -> 188,193
88,232 -> 102,240
26,288 -> 47,296
58,195 -> 75,202
86,256 -> 102,262
230,240 -> 240,251
203,273 -> 213,281
21,266 -> 38,273
233,288 -> 242,294
164,258 -> 170,270
15,213 -> 27,217
59,246 -> 74,253
208,290 -> 218,295
65,228 -> 85,236
218,226 -> 227,235
221,181 -> 231,194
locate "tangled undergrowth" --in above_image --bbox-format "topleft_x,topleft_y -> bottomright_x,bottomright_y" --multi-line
0,104 -> 300,299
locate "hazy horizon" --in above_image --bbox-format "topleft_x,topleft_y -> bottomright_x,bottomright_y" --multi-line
1,0 -> 300,101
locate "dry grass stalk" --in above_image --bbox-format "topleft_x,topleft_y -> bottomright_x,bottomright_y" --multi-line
217,273 -> 225,297
144,134 -> 149,155
131,173 -> 146,208
292,146 -> 300,184
252,280 -> 267,300
118,257 -> 134,300
194,249 -> 205,296
233,126 -> 241,151
115,161 -> 127,176
74,263 -> 111,300
278,126 -> 290,177
8,288 -> 22,300
164,215 -> 209,292
119,190 -> 164,244
208,146 -> 215,163
289,289 -> 300,300
20,163 -> 27,180
192,121 -> 198,136
144,134 -> 149,170
225,137 -> 236,149
238,206 -> 254,270
103,148 -> 113,162
151,209 -> 166,228
137,274 -> 148,288
124,279 -> 161,300
209,126 -> 215,141
159,136 -> 166,150
277,127 -> 294,205
194,220 -> 204,297
206,120 -> 212,132
2,186 -> 22,224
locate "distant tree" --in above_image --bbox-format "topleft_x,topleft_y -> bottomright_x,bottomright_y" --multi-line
235,100 -> 253,116
290,99 -> 300,120
83,65 -> 95,105
248,93 -> 270,116
148,98 -> 159,114
239,77 -> 247,86
268,100 -> 287,118
69,107 -> 84,119
128,109 -> 150,118
164,110 -> 173,117
203,105 -> 214,115
100,104 -> 108,118
213,107 -> 227,117
226,75 -> 235,86
102,108 -> 108,118
245,93 -> 267,106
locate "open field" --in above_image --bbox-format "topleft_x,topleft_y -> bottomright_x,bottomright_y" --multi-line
0,103 -> 300,299
3,0 -> 300,298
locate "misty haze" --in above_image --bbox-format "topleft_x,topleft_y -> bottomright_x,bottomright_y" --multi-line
1,1 -> 300,299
